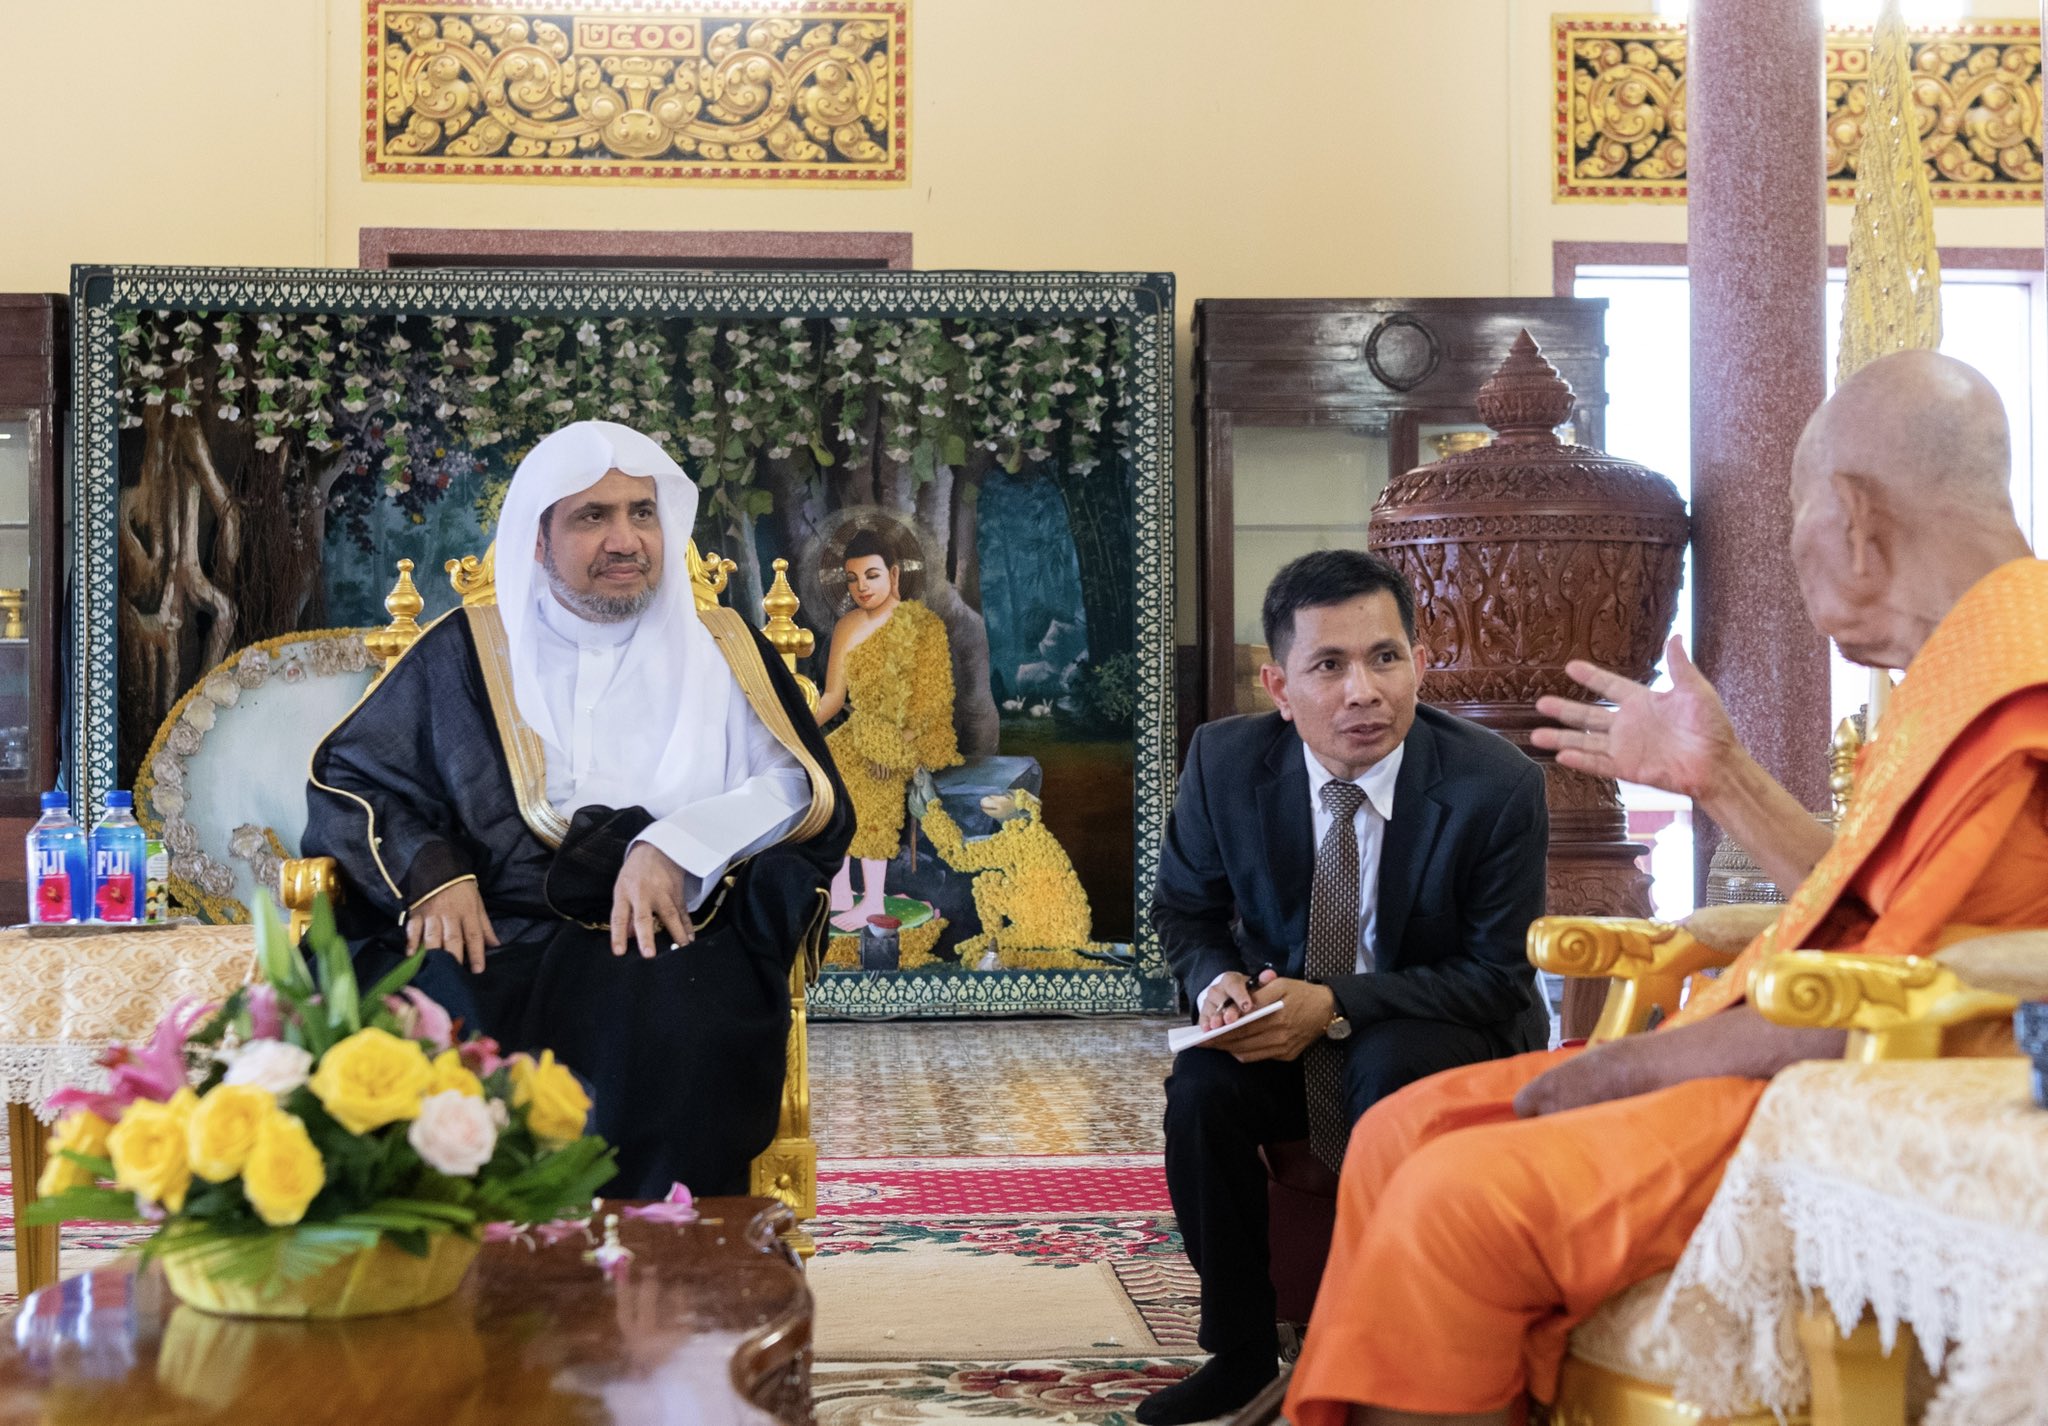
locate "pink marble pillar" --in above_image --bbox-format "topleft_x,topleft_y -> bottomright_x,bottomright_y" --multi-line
1689,0 -> 1832,891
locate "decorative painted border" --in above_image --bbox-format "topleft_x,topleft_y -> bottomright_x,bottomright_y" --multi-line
364,1 -> 910,185
1554,15 -> 2044,204
69,264 -> 1176,1018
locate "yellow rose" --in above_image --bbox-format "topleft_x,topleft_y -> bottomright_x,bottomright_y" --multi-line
510,1050 -> 591,1146
240,1111 -> 326,1227
186,1085 -> 278,1183
308,1027 -> 435,1135
428,1049 -> 484,1099
108,1098 -> 193,1213
38,1110 -> 113,1196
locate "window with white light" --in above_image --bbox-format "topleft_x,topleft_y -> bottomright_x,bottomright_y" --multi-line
1573,264 -> 2044,917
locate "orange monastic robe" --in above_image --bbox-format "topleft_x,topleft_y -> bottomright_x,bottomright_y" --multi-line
1286,557 -> 2048,1421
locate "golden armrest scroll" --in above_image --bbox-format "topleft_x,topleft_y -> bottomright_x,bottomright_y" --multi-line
1751,950 -> 2023,1063
1526,916 -> 1745,1043
280,856 -> 342,943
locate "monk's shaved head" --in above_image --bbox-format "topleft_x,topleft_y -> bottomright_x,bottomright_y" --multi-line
1793,349 -> 2012,510
1788,349 -> 2030,669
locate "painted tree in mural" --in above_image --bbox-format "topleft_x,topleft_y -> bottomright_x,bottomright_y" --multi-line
115,306 -> 1136,780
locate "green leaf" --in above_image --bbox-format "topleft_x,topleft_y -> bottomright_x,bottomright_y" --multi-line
361,950 -> 426,1009
941,434 -> 968,467
253,893 -> 313,998
744,489 -> 774,517
310,895 -> 362,1033
22,1187 -> 147,1225
808,441 -> 836,468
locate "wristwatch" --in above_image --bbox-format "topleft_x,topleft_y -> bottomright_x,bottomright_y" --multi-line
1308,977 -> 1352,1041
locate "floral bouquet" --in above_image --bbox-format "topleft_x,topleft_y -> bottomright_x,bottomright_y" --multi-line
25,897 -> 617,1316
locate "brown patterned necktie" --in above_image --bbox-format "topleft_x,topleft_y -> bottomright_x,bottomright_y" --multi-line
1304,778 -> 1367,1172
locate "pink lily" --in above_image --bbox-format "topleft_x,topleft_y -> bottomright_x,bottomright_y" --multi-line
386,988 -> 454,1051
458,1035 -> 505,1076
48,998 -> 209,1119
247,984 -> 282,1041
622,1184 -> 697,1225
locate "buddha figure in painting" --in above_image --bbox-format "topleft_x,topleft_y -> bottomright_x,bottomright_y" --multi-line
813,528 -> 963,933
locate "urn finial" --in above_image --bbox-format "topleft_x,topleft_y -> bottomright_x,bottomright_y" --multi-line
1475,329 -> 1578,445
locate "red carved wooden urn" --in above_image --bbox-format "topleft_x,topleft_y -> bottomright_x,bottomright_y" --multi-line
1368,330 -> 1688,921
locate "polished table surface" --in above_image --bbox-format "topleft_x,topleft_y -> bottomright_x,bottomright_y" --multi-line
0,1196 -> 811,1425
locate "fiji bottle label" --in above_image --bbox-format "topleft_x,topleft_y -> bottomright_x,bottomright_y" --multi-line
30,850 -> 71,924
94,848 -> 138,922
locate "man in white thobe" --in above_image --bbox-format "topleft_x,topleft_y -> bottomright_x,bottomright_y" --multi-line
306,421 -> 852,1195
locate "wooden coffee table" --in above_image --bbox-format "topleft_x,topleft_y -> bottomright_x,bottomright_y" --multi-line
0,1196 -> 812,1425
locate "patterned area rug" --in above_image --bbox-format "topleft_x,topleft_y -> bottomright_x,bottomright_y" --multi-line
810,1154 -> 1211,1419
817,1153 -> 1196,1352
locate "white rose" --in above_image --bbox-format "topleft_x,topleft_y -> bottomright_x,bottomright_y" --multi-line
408,1091 -> 499,1178
221,1040 -> 314,1097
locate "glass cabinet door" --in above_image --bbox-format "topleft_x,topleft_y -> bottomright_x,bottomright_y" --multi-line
1228,424 -> 1388,714
0,413 -> 36,800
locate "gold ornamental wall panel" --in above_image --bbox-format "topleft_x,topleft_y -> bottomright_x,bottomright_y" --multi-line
365,1 -> 908,184
1555,15 -> 2042,204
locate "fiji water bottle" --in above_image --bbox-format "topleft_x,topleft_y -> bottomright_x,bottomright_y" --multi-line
26,793 -> 87,924
89,792 -> 146,924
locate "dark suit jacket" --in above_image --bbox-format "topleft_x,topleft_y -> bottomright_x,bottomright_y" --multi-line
1152,704 -> 1550,1051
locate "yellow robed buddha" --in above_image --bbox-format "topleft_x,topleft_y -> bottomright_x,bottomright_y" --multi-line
814,528 -> 962,933
1275,353 -> 2048,1426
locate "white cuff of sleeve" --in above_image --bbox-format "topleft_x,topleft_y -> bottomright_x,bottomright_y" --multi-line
632,819 -> 719,879
1199,970 -> 1239,1013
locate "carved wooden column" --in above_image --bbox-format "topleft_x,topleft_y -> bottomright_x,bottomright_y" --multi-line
1370,334 -> 1688,1017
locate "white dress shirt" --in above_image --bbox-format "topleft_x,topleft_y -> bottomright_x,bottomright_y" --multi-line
531,592 -> 810,911
1199,736 -> 1405,1009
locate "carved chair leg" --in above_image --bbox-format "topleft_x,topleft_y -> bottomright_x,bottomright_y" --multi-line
1560,976 -> 1611,1041
750,964 -> 819,1260
8,1103 -> 58,1297
1797,1300 -> 1910,1426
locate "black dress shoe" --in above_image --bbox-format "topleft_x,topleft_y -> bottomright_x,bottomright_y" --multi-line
1135,1347 -> 1278,1425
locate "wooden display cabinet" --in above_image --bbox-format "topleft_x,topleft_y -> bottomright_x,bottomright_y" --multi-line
1192,297 -> 1608,730
0,296 -> 66,924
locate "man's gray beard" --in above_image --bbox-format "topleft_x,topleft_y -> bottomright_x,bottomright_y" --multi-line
543,550 -> 657,624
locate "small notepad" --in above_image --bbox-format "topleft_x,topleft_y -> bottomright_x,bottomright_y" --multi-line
1166,998 -> 1286,1054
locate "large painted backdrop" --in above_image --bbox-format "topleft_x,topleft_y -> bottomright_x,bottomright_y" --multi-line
71,266 -> 1175,1017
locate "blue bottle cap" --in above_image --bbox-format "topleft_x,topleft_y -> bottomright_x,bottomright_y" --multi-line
104,790 -> 133,809
39,791 -> 67,811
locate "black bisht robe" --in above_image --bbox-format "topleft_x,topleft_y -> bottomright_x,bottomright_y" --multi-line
303,602 -> 852,1198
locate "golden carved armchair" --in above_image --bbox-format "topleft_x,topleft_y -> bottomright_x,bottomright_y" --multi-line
281,544 -> 828,1253
1528,907 -> 2045,1426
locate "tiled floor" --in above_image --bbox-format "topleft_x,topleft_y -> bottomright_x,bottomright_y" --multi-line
811,1017 -> 1174,1157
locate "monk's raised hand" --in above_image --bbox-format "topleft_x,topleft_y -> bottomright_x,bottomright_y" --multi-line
407,878 -> 499,975
1530,635 -> 1739,799
612,842 -> 694,959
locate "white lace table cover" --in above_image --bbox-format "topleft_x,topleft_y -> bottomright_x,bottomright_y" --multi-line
0,924 -> 257,1120
1653,1057 -> 2048,1425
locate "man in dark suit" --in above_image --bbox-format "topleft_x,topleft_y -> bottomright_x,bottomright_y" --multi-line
1137,549 -> 1550,1424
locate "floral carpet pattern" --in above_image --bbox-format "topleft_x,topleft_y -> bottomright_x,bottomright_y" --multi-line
812,1359 -> 1205,1424
814,1156 -> 1200,1358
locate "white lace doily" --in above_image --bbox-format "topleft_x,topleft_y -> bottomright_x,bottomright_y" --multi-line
1651,1057 -> 2048,1423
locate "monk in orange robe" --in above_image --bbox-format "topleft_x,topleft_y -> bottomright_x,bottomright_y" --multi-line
1283,350 -> 2048,1426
